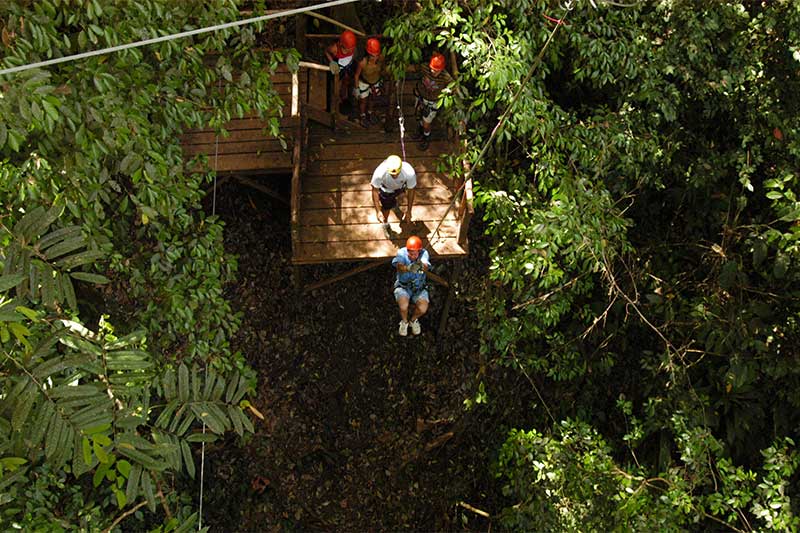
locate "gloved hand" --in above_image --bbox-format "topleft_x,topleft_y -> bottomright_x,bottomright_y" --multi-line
329,61 -> 340,75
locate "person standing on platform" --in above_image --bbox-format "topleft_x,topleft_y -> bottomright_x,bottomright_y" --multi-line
413,52 -> 454,151
354,37 -> 386,127
325,30 -> 357,109
371,155 -> 417,239
393,235 -> 431,336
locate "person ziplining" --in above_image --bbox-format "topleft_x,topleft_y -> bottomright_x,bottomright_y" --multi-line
393,235 -> 431,336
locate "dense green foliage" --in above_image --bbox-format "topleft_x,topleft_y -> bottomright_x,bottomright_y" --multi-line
387,0 -> 800,530
3,0 -> 800,530
0,0 -> 291,529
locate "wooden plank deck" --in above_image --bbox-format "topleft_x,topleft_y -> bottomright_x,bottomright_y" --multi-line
180,66 -> 308,174
292,125 -> 468,264
178,59 -> 469,265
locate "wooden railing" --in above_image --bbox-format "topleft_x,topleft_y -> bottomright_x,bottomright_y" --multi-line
457,172 -> 473,246
290,67 -> 310,250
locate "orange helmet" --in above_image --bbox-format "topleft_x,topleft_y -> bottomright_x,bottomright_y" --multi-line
429,52 -> 446,71
406,236 -> 423,251
340,30 -> 356,49
366,38 -> 380,56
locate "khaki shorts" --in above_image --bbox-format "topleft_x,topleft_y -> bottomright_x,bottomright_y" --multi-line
416,96 -> 440,124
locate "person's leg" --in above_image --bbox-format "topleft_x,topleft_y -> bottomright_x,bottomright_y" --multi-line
397,296 -> 410,322
410,297 -> 428,320
394,288 -> 411,336
394,191 -> 405,221
380,208 -> 392,238
420,104 -> 436,150
409,291 -> 429,335
359,94 -> 367,117
358,81 -> 369,124
366,95 -> 374,122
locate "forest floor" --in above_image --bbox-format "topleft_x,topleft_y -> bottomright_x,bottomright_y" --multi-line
198,181 -> 520,531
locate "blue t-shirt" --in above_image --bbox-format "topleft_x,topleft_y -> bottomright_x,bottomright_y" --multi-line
392,247 -> 431,291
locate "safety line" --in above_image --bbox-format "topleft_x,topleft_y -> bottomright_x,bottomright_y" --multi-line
430,1 -> 573,241
198,77 -> 222,532
396,78 -> 407,161
0,0 -> 360,77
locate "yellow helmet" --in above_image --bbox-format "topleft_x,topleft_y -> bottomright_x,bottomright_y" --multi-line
386,155 -> 402,175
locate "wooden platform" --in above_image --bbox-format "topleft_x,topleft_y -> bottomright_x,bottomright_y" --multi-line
180,66 -> 308,174
292,125 -> 469,264
179,58 -> 472,266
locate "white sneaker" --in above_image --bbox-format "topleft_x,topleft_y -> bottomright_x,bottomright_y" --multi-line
398,320 -> 409,336
410,319 -> 421,335
382,223 -> 392,239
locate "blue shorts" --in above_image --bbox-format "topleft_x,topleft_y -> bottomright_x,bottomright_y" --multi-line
394,286 -> 429,304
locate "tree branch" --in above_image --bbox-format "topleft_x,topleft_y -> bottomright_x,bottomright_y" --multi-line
101,500 -> 148,533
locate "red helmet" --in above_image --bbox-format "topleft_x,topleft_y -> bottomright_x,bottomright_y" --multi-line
429,52 -> 446,71
366,38 -> 380,56
406,236 -> 423,251
340,30 -> 356,49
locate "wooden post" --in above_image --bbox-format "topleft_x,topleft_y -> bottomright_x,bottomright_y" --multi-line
290,108 -> 303,286
332,71 -> 340,130
295,14 -> 307,56
291,70 -> 299,117
300,104 -> 309,174
457,176 -> 473,246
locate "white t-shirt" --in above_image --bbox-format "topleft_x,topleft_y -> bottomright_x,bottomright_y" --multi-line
371,160 -> 417,193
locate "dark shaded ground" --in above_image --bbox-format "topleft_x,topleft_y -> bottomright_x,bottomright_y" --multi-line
200,180 -> 510,531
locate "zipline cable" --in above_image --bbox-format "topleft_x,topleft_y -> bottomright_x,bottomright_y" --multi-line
430,1 -> 573,242
0,0 -> 359,77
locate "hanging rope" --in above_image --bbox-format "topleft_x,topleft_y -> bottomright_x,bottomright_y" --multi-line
0,0 -> 359,77
396,78 -> 407,161
198,76 -> 223,532
430,1 -> 574,242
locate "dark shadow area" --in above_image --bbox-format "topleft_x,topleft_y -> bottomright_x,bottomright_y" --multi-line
195,181 -> 529,530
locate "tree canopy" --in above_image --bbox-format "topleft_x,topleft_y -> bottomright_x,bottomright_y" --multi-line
2,0 -> 800,531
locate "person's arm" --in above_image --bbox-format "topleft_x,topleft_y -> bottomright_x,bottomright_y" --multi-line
420,250 -> 431,272
325,44 -> 340,74
324,43 -> 335,63
372,186 -> 384,222
393,253 -> 408,272
354,57 -> 365,87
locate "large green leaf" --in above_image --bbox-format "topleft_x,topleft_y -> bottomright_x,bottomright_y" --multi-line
181,440 -> 195,479
0,273 -> 26,293
178,364 -> 189,402
69,272 -> 110,284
